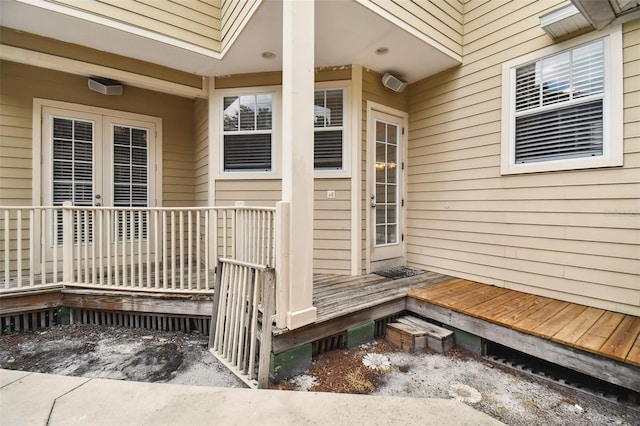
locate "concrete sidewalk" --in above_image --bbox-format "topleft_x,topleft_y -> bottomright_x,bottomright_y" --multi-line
1,369 -> 503,425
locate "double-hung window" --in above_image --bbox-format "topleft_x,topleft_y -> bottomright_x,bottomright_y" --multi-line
222,93 -> 273,172
501,29 -> 622,174
314,88 -> 345,170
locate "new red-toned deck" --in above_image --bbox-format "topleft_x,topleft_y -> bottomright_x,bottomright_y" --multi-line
408,278 -> 640,367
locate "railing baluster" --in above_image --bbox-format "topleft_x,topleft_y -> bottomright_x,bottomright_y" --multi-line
196,211 -> 201,290
16,210 -> 22,288
29,210 -> 35,286
3,210 -> 9,289
171,210 -> 176,289
188,210 -> 193,290
179,211 -> 185,290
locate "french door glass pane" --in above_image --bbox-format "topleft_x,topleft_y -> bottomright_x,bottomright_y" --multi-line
52,117 -> 94,243
113,125 -> 149,241
375,121 -> 399,246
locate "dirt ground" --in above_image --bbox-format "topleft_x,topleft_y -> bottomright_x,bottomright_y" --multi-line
1,325 -> 638,426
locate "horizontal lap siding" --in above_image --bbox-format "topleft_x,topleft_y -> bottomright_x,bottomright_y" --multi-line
366,0 -> 463,57
406,0 -> 640,315
194,98 -> 209,207
314,179 -> 351,274
215,179 -> 352,274
50,0 -> 221,52
221,0 -> 259,51
0,61 -> 196,207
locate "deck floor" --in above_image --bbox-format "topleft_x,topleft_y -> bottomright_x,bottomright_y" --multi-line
313,270 -> 450,323
408,278 -> 640,367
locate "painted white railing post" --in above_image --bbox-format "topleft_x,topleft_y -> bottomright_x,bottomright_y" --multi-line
275,201 -> 290,328
234,201 -> 245,261
62,201 -> 74,283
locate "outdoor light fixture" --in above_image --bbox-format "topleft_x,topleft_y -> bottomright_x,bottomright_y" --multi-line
261,51 -> 276,59
381,73 -> 407,93
88,77 -> 123,95
375,47 -> 389,55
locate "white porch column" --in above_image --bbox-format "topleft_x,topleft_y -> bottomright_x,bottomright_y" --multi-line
281,0 -> 317,329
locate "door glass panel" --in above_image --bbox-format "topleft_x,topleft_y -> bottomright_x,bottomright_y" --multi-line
52,117 -> 95,243
374,120 -> 400,246
112,125 -> 149,240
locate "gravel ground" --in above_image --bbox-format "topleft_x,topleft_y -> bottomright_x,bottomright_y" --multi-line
1,325 -> 638,425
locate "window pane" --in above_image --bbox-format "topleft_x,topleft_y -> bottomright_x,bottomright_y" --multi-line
314,130 -> 342,169
515,100 -> 603,163
223,96 -> 239,131
239,95 -> 256,131
326,90 -> 343,126
224,133 -> 272,171
314,91 -> 326,127
541,52 -> 571,106
256,94 -> 273,130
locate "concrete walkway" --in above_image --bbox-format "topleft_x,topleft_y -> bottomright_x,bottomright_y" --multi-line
1,369 -> 503,425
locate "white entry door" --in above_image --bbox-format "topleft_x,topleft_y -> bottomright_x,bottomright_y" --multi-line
369,109 -> 405,262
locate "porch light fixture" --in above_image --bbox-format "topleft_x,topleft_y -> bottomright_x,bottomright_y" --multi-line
375,47 -> 389,55
261,51 -> 276,59
88,77 -> 123,95
540,4 -> 592,39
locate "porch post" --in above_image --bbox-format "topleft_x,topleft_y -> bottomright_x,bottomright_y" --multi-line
281,0 -> 317,329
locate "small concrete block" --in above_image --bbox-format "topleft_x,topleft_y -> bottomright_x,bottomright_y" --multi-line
270,344 -> 312,381
347,321 -> 375,348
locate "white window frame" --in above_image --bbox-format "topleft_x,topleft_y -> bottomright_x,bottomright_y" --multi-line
314,81 -> 351,178
214,87 -> 281,179
500,26 -> 623,175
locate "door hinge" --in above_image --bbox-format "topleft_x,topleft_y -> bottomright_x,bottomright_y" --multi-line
402,127 -> 405,135
402,234 -> 404,241
402,162 -> 405,170
402,199 -> 404,207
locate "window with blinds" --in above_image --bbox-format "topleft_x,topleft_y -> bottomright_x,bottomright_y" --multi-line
314,89 -> 344,170
513,40 -> 605,163
223,94 -> 273,171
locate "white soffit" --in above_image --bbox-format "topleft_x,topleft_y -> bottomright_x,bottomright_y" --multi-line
571,0 -> 640,29
540,4 -> 592,39
0,0 -> 460,83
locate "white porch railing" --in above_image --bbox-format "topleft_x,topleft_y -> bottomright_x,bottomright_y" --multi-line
0,203 -> 276,293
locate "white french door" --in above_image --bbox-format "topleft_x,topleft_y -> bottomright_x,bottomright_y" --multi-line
369,108 -> 406,262
41,105 -> 159,258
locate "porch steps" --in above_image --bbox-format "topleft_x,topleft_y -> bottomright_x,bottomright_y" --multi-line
386,315 -> 455,353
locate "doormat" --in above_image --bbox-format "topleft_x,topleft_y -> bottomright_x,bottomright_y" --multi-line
374,267 -> 424,280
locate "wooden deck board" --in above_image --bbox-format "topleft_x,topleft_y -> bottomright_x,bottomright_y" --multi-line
626,334 -> 640,366
407,278 -> 471,301
512,300 -> 571,336
465,289 -> 520,320
575,311 -> 626,354
599,316 -> 640,362
496,295 -> 552,328
551,307 -> 605,347
532,304 -> 588,339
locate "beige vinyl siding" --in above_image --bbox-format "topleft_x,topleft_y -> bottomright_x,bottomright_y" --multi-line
48,0 -> 221,52
0,60 -> 196,207
214,180 -> 282,207
406,0 -> 640,316
314,179 -> 352,274
0,27 -> 203,89
364,0 -> 463,57
361,68 -> 409,272
221,0 -> 259,51
194,98 -> 209,207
